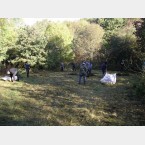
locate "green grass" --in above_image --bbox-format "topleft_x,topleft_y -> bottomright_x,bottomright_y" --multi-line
0,70 -> 145,126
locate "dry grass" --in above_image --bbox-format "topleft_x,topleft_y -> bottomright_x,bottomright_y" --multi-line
0,70 -> 145,126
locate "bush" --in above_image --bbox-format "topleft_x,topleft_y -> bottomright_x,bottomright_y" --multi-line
132,73 -> 145,102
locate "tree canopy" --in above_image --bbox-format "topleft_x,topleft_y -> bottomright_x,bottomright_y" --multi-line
0,18 -> 144,71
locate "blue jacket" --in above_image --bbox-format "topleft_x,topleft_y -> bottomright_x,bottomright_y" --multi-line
25,63 -> 30,70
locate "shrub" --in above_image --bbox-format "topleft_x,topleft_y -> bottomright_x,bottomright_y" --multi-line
132,73 -> 145,102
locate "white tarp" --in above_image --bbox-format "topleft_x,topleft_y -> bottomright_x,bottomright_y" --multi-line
1,67 -> 18,81
100,73 -> 116,84
1,76 -> 18,81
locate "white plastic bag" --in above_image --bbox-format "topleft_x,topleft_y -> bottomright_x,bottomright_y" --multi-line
100,73 -> 116,84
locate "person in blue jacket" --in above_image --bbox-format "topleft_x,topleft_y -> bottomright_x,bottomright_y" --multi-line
24,61 -> 30,77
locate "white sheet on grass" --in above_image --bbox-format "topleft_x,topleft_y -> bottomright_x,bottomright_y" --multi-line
1,76 -> 18,81
100,73 -> 116,84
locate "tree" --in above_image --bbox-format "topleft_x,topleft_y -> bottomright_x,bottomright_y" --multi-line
69,20 -> 104,62
9,26 -> 47,68
45,22 -> 74,69
0,18 -> 18,62
135,18 -> 145,53
105,21 -> 142,71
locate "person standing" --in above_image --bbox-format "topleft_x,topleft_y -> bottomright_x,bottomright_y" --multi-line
78,62 -> 87,85
60,62 -> 64,72
71,62 -> 76,71
24,61 -> 30,77
86,61 -> 92,77
101,61 -> 107,76
90,62 -> 93,74
120,59 -> 125,72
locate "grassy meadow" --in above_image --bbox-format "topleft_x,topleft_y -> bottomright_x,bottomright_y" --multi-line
0,70 -> 145,126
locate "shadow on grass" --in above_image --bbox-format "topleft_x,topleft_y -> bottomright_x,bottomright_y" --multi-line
0,84 -> 102,126
0,70 -> 145,125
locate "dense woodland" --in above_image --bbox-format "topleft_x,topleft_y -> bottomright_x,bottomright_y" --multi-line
0,18 -> 144,70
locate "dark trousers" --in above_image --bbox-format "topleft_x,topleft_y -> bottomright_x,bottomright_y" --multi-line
61,67 -> 64,71
79,74 -> 86,84
72,66 -> 76,71
120,65 -> 124,72
26,69 -> 29,77
87,69 -> 91,77
102,69 -> 107,76
10,72 -> 13,82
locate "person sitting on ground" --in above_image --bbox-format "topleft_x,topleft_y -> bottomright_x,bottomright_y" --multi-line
78,61 -> 88,85
24,61 -> 30,77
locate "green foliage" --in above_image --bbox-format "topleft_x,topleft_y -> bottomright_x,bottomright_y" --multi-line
45,22 -> 74,69
100,20 -> 143,71
135,18 -> 145,58
9,26 -> 47,67
0,18 -> 18,62
83,18 -> 100,24
69,20 -> 104,61
98,18 -> 126,54
33,19 -> 49,38
98,18 -> 125,31
132,73 -> 145,102
0,18 -> 145,72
